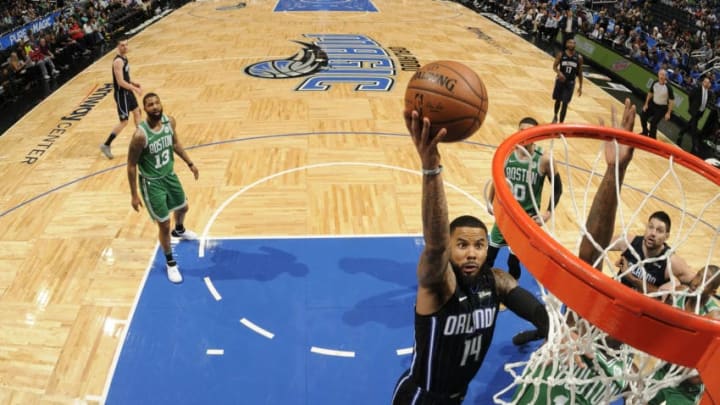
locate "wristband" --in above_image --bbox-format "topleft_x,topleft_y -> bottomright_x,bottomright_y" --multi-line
422,165 -> 443,176
188,162 -> 194,167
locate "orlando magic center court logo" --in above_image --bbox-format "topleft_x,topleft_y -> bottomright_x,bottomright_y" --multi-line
245,34 -> 417,92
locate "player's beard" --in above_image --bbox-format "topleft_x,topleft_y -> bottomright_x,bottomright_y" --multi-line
451,262 -> 483,292
147,108 -> 163,121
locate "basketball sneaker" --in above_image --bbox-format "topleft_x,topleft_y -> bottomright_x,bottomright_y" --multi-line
171,229 -> 197,240
166,263 -> 183,284
100,144 -> 113,159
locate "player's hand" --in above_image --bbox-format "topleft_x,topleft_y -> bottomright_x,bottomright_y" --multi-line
598,98 -> 635,133
664,111 -> 671,121
600,100 -> 635,169
624,273 -> 645,290
609,98 -> 636,132
190,164 -> 199,180
603,140 -> 633,169
557,72 -> 566,82
131,195 -> 143,212
408,110 -> 445,170
614,255 -> 628,274
532,211 -> 551,225
555,329 -> 592,368
577,87 -> 582,97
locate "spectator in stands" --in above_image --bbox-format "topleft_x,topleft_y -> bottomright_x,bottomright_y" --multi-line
7,51 -> 28,78
68,17 -> 87,47
0,66 -> 11,100
612,28 -> 627,50
541,8 -> 559,42
512,0 -> 529,28
558,8 -> 581,47
25,38 -> 59,80
682,72 -> 696,90
532,7 -> 547,38
634,49 -> 651,67
651,26 -> 663,42
83,16 -> 104,47
688,62 -> 702,80
624,30 -> 640,54
1,10 -> 13,32
7,49 -> 30,87
521,6 -> 537,32
54,24 -> 90,60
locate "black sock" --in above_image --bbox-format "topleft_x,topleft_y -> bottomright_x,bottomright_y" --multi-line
165,251 -> 176,266
175,224 -> 185,233
559,103 -> 568,123
104,133 -> 117,146
508,254 -> 521,280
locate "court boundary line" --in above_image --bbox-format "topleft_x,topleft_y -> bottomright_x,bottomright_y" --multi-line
99,242 -> 160,404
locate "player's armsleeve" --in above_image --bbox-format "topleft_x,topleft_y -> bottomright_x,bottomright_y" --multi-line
504,286 -> 549,339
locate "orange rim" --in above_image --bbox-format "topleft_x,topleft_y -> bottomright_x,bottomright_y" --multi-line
491,124 -> 720,405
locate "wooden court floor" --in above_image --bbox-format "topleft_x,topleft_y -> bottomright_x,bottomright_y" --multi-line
0,0 -> 717,403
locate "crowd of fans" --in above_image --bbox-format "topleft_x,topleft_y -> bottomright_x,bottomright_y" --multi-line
462,0 -> 720,94
2,0 -> 720,156
458,0 -> 720,158
0,0 -> 166,107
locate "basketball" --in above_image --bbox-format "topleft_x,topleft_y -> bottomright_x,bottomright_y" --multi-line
404,60 -> 489,143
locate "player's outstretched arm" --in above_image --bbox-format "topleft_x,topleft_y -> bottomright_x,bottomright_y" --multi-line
408,110 -> 454,315
579,99 -> 635,268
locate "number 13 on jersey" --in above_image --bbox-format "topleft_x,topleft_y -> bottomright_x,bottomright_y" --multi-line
154,149 -> 170,169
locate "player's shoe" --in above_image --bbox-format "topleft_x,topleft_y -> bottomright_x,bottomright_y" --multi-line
171,229 -> 198,240
100,144 -> 113,159
166,263 -> 183,284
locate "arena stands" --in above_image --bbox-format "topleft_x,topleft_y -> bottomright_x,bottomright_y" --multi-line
455,0 -> 720,159
0,0 -> 189,134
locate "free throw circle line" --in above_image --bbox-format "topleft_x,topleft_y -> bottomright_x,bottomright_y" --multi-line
198,161 -> 486,257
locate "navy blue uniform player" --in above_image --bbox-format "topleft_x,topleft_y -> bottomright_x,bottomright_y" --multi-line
391,111 -> 550,404
100,39 -> 142,159
552,38 -> 583,124
610,211 -> 695,294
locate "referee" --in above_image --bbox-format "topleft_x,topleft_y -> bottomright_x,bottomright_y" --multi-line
640,69 -> 674,139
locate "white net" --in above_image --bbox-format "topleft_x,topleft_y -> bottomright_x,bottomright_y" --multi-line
490,132 -> 720,405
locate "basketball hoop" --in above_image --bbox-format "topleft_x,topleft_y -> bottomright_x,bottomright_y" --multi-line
491,124 -> 720,404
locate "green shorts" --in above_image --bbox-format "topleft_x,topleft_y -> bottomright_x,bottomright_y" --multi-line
648,384 -> 702,404
512,365 -> 591,405
490,207 -> 540,248
139,172 -> 187,222
512,352 -> 628,405
648,387 -> 697,405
